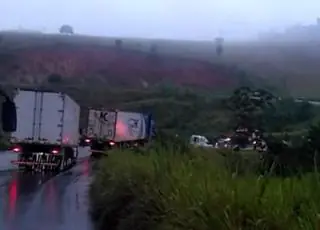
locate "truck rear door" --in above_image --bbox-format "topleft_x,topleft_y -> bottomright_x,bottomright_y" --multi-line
12,90 -> 38,142
38,92 -> 64,144
87,110 -> 116,140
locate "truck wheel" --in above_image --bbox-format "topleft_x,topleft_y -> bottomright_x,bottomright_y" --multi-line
74,147 -> 79,159
67,157 -> 73,168
54,156 -> 63,172
17,154 -> 25,170
62,157 -> 67,170
72,147 -> 78,165
60,155 -> 67,171
40,154 -> 47,171
67,147 -> 76,166
61,147 -> 75,170
19,153 -> 32,172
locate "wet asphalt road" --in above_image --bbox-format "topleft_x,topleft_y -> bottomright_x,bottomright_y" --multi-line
0,147 -> 94,230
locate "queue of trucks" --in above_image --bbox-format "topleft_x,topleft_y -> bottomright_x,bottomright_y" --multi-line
0,87 -> 269,173
4,88 -> 156,172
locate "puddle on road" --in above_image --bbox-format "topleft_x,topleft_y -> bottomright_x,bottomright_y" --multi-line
0,157 -> 95,230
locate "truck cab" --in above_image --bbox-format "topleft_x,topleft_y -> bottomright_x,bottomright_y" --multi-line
189,135 -> 213,148
0,89 -> 17,134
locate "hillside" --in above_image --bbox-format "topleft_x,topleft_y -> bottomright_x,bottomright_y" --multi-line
0,32 -> 240,91
1,31 -> 320,96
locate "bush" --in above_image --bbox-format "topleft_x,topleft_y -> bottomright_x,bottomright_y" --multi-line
90,147 -> 320,230
0,135 -> 10,150
47,73 -> 63,84
261,122 -> 320,176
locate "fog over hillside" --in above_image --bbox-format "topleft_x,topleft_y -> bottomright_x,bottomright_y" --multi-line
2,0 -> 320,41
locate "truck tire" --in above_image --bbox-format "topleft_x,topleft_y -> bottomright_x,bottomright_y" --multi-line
90,141 -> 105,158
54,156 -> 63,172
60,147 -> 75,170
61,157 -> 71,170
18,152 -> 32,172
72,147 -> 78,165
74,147 -> 79,159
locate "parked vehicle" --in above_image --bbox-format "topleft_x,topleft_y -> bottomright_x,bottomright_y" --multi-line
81,109 -> 155,156
214,137 -> 232,149
9,89 -> 80,172
190,135 -> 213,148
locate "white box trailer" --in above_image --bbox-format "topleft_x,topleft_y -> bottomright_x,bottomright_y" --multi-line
114,111 -> 151,142
11,89 -> 80,146
83,109 -> 155,153
10,89 -> 80,172
85,109 -> 152,142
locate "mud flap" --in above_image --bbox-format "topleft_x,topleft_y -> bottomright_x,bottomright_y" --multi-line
73,147 -> 79,164
57,148 -> 65,171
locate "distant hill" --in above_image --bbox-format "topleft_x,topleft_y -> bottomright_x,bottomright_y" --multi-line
0,31 -> 320,97
0,32 -> 241,91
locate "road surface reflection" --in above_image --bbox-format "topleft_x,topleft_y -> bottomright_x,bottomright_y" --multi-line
0,152 -> 94,230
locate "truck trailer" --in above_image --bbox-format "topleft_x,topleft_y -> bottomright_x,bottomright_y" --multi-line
9,89 -> 80,172
81,109 -> 155,155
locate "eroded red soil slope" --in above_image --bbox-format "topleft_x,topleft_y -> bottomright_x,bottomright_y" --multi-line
0,45 -> 237,88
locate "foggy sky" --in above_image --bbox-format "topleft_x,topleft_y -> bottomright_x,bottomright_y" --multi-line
1,0 -> 320,40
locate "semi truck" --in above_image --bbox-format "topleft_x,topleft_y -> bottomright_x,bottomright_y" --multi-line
81,109 -> 155,156
9,89 -> 80,172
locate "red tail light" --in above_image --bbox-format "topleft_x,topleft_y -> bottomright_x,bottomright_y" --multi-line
12,147 -> 21,153
51,149 -> 60,154
85,139 -> 91,143
109,141 -> 115,146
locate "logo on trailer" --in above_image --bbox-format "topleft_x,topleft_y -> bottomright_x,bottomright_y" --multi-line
100,112 -> 109,122
92,111 -> 112,124
128,119 -> 140,136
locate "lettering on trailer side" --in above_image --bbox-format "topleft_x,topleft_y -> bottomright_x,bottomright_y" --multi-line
100,112 -> 110,122
88,110 -> 115,138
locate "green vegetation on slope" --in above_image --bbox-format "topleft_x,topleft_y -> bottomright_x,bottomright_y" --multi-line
90,147 -> 320,230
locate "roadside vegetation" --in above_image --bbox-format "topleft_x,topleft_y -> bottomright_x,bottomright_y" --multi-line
89,135 -> 320,230
89,85 -> 320,230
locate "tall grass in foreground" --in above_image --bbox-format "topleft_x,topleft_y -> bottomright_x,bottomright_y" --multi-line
89,147 -> 320,230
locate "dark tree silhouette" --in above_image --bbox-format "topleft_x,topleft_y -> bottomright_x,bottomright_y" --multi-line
228,86 -> 276,130
147,44 -> 159,62
59,25 -> 74,34
215,37 -> 224,56
150,44 -> 158,54
115,39 -> 123,49
47,73 -> 62,84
